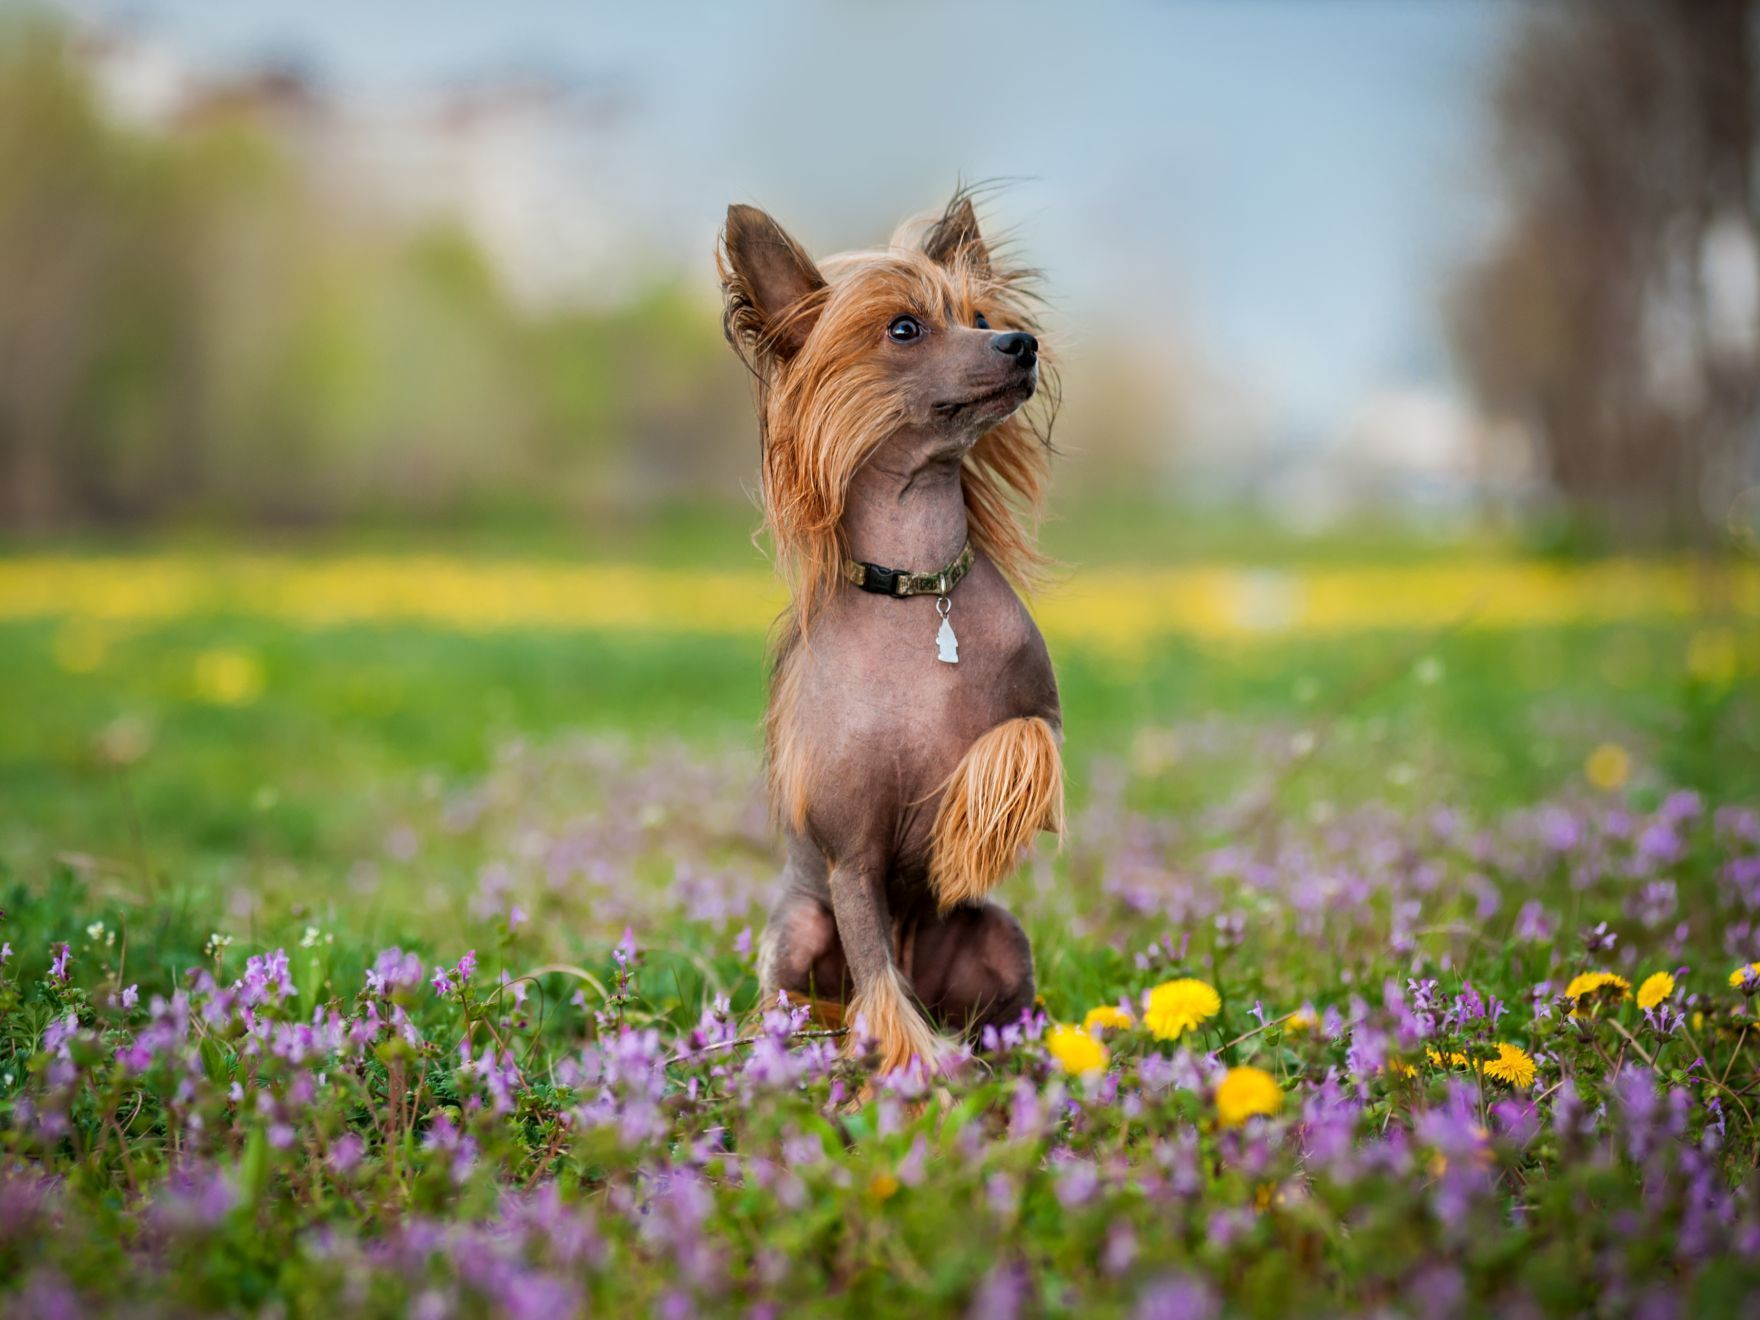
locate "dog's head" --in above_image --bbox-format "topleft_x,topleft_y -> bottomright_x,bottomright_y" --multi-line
717,190 -> 1056,618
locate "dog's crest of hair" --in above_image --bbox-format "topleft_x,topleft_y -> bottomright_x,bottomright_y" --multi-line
717,187 -> 1059,828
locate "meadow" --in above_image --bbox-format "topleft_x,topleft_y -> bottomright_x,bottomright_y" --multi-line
2,517 -> 1759,1316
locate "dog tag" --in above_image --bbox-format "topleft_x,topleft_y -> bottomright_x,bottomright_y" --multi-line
935,596 -> 958,664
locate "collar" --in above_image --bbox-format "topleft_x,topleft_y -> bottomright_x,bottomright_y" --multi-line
842,539 -> 974,598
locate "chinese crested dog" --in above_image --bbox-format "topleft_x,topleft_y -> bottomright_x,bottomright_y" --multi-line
717,189 -> 1064,1072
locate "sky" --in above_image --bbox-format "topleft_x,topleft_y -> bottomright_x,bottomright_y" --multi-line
59,0 -> 1514,446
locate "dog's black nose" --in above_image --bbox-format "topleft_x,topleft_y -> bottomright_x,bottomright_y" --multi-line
990,331 -> 1037,363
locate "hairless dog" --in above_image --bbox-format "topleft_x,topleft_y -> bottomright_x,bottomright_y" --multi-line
718,190 -> 1065,1072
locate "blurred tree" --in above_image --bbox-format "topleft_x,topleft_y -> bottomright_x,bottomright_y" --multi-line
0,21 -> 747,533
0,23 -> 119,529
1451,0 -> 1760,547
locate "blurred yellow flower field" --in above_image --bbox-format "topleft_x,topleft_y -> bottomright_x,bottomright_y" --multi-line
2,554 -> 1757,649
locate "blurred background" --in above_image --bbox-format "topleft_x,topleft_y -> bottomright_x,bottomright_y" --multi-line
2,1 -> 1758,901
3,0 -> 1756,551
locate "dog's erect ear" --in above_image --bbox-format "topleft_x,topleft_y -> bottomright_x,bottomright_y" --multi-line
721,204 -> 827,361
922,194 -> 991,276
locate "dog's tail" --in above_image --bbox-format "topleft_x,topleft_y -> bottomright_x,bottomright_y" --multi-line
929,716 -> 1064,914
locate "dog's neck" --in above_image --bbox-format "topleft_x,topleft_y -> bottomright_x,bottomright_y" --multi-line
841,433 -> 969,572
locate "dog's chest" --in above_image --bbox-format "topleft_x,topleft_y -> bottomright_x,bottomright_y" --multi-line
802,569 -> 1056,770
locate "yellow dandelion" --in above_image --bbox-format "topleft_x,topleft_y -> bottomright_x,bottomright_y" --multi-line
1686,628 -> 1738,687
1728,963 -> 1760,990
1389,1059 -> 1418,1079
1143,978 -> 1221,1041
1215,1065 -> 1283,1127
1282,1008 -> 1316,1034
1585,742 -> 1632,792
1044,1025 -> 1109,1077
1564,971 -> 1631,1004
1082,1005 -> 1134,1034
193,647 -> 265,706
1426,1047 -> 1470,1068
1483,1043 -> 1537,1089
1637,971 -> 1676,1010
867,1172 -> 899,1202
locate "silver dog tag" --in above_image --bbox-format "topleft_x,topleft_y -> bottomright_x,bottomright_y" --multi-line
935,596 -> 958,664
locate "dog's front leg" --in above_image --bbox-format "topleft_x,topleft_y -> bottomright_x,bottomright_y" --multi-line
828,859 -> 947,1074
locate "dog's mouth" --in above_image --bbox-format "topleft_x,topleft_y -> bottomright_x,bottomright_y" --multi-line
933,376 -> 1036,421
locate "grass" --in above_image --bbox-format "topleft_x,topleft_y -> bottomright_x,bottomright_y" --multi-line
5,613 -> 1752,894
1,528 -> 1759,1314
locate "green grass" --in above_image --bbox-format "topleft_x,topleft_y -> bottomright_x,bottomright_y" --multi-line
2,604 -> 1753,938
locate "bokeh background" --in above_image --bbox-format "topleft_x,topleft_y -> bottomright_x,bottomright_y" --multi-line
6,0 -> 1758,544
1,0 -> 1757,904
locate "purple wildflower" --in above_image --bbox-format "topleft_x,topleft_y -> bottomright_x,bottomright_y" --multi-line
1134,1274 -> 1218,1320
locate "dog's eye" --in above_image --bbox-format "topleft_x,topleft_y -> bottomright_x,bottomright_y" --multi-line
887,315 -> 922,343
974,312 -> 990,330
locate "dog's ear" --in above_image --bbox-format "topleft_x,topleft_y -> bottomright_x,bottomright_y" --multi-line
720,204 -> 827,362
922,194 -> 991,277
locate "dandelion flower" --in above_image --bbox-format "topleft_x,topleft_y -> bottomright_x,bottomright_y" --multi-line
1426,1047 -> 1469,1068
867,1172 -> 900,1202
193,647 -> 266,706
1484,1043 -> 1537,1089
1143,978 -> 1221,1041
1283,1007 -> 1316,1034
1637,971 -> 1676,1010
1564,971 -> 1630,1008
1082,1005 -> 1134,1034
1687,628 -> 1738,687
1585,743 -> 1632,792
1215,1065 -> 1282,1127
1045,1025 -> 1109,1077
1728,963 -> 1760,991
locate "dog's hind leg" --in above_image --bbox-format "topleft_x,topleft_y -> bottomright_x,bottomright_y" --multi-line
756,886 -> 850,1027
905,901 -> 1036,1041
828,857 -> 948,1074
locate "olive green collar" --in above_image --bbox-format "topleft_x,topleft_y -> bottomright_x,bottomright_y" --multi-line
842,539 -> 974,598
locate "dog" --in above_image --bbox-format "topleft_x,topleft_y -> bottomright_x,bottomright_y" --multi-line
717,189 -> 1064,1073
